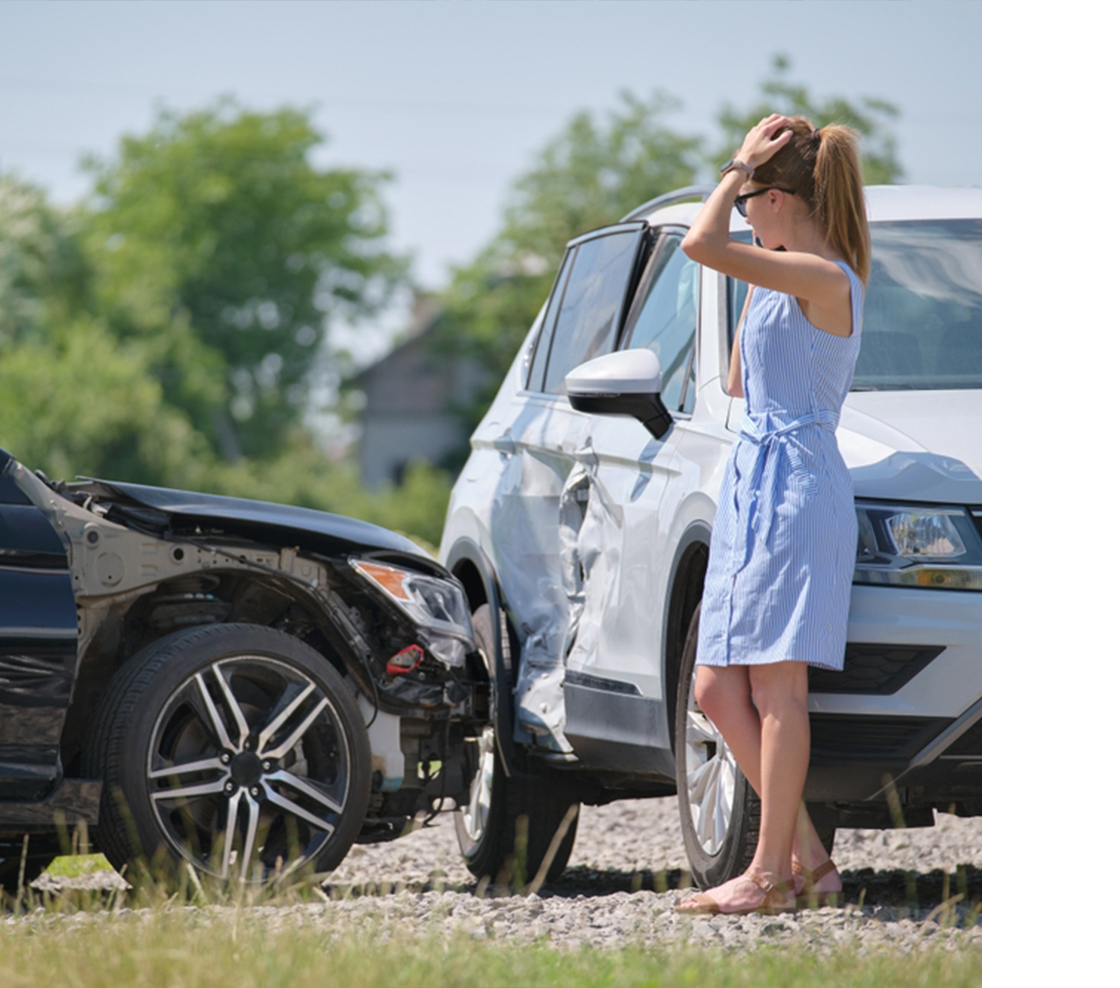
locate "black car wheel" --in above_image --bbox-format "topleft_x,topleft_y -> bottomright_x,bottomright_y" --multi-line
454,606 -> 578,887
674,605 -> 760,890
84,624 -> 370,882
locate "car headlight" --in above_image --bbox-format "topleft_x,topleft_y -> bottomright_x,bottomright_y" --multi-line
854,502 -> 981,590
349,559 -> 474,666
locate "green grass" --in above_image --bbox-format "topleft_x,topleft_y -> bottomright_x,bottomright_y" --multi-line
5,859 -> 980,988
0,909 -> 981,988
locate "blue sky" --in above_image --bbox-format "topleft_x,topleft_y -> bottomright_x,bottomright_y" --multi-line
1,0 -> 980,299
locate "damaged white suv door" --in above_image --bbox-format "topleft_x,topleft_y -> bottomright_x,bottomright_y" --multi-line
479,224 -> 687,755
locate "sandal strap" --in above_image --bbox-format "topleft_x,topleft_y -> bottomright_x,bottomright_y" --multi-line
792,859 -> 838,886
747,873 -> 797,897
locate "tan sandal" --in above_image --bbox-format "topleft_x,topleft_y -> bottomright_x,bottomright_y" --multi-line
792,859 -> 842,907
675,873 -> 799,915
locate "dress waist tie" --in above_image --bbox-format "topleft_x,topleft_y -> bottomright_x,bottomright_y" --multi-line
737,409 -> 839,548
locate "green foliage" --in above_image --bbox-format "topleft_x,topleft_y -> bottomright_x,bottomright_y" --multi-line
715,54 -> 903,186
81,99 -> 407,460
501,90 -> 705,266
0,315 -> 212,487
0,174 -> 91,347
436,92 -> 705,428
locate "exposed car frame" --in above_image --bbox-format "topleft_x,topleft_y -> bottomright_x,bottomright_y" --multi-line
1,448 -> 485,889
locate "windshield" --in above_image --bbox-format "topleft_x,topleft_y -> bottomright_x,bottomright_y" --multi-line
727,217 -> 982,391
856,219 -> 981,390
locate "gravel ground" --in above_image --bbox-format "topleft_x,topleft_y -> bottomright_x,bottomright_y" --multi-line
322,797 -> 981,951
28,797 -> 980,952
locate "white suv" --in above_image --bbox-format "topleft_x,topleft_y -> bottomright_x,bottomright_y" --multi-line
440,185 -> 981,889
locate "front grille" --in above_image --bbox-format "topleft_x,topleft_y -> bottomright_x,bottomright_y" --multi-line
809,714 -> 953,762
808,644 -> 945,695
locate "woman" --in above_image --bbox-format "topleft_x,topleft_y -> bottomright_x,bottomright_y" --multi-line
676,114 -> 869,915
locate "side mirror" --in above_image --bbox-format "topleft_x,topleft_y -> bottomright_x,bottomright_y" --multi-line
565,349 -> 673,440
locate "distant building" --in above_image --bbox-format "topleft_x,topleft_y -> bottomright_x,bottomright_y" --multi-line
353,298 -> 483,489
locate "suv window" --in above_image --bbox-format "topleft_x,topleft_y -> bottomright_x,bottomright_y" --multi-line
537,229 -> 645,395
724,220 -> 982,392
621,232 -> 699,413
855,218 -> 981,391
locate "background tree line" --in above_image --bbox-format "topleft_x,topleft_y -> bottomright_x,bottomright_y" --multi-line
0,57 -> 900,546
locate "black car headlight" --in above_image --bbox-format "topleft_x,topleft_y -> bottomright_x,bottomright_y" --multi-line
853,502 -> 981,590
349,559 -> 474,667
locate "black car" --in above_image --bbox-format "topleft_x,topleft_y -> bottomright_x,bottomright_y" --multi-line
0,447 -> 487,890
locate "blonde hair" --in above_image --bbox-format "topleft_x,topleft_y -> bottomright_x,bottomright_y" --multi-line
751,117 -> 871,283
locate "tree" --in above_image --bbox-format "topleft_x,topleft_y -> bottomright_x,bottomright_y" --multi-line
715,55 -> 903,185
0,315 -> 211,486
435,91 -> 705,429
81,100 -> 407,460
0,174 -> 90,348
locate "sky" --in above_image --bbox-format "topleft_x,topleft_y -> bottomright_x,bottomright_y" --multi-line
1,1 -> 980,310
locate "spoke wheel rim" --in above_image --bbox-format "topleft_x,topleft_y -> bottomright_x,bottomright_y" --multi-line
146,655 -> 351,881
683,663 -> 739,857
461,726 -> 495,843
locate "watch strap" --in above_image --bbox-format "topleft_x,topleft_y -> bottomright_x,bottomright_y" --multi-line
720,158 -> 755,179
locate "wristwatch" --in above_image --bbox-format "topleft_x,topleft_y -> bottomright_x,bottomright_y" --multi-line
719,158 -> 755,179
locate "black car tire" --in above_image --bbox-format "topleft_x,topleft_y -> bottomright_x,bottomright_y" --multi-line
83,623 -> 371,883
674,604 -> 760,890
454,606 -> 579,887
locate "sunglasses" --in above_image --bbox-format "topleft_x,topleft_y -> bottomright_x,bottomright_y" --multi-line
734,187 -> 797,217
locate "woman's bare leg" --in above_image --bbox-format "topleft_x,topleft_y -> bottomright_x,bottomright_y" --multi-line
744,661 -> 810,886
685,662 -> 837,909
694,665 -> 834,871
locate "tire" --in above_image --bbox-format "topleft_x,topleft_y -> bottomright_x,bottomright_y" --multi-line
674,604 -> 760,890
82,624 -> 371,883
454,606 -> 579,887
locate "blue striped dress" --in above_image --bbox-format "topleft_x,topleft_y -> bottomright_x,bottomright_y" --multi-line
696,261 -> 863,671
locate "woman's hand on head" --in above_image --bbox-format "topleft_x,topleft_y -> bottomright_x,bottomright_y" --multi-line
736,114 -> 794,172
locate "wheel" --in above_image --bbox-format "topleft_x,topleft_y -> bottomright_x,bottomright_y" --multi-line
82,624 -> 371,883
674,604 -> 760,890
454,606 -> 579,887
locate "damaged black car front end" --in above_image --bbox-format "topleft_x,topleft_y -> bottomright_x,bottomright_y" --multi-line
0,448 -> 486,888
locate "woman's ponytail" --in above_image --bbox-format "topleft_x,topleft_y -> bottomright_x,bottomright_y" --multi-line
814,125 -> 871,283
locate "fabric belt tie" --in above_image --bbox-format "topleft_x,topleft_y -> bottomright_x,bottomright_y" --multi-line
737,409 -> 839,548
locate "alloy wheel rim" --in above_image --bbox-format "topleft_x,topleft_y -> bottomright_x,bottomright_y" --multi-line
146,655 -> 350,881
461,726 -> 495,843
683,664 -> 740,856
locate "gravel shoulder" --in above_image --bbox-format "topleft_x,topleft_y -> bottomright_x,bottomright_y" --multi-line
27,796 -> 981,952
322,796 -> 981,950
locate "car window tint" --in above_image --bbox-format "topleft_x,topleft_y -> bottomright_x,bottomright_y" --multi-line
541,230 -> 643,395
622,233 -> 699,412
527,248 -> 576,393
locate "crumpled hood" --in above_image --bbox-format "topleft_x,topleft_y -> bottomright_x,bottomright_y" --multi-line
838,390 -> 982,505
89,479 -> 434,562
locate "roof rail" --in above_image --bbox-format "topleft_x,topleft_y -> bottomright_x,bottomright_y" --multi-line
619,184 -> 717,222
